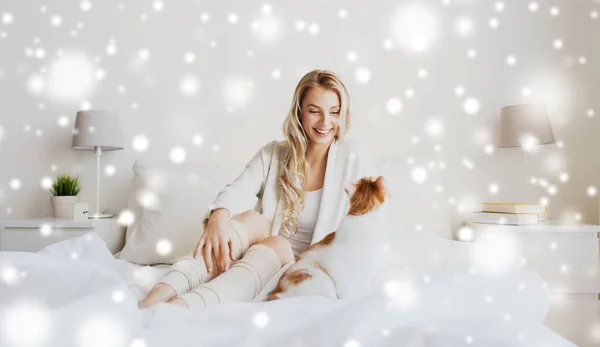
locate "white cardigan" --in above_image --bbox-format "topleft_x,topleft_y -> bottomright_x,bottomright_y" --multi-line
201,138 -> 379,246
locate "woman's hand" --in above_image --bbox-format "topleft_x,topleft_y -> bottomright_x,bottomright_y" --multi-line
193,218 -> 236,274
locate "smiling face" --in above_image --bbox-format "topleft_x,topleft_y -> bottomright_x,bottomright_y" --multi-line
300,87 -> 341,145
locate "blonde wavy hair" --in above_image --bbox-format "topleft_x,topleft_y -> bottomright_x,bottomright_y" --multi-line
278,70 -> 351,238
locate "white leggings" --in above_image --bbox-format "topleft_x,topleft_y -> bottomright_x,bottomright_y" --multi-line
159,219 -> 283,307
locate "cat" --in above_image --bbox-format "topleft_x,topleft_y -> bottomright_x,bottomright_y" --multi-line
266,175 -> 391,301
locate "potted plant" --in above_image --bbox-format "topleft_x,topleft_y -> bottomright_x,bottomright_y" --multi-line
50,174 -> 82,218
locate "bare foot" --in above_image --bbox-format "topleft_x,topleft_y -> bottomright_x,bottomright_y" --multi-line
168,297 -> 189,308
138,283 -> 177,309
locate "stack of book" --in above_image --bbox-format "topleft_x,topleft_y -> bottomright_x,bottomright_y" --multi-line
472,202 -> 547,225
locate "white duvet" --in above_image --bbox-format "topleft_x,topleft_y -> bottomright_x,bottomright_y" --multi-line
0,232 -> 576,347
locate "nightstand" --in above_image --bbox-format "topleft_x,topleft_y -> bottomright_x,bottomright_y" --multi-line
468,220 -> 600,300
0,218 -> 127,255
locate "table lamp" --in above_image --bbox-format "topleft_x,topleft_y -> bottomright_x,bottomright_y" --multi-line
496,103 -> 556,212
72,110 -> 124,218
497,103 -> 555,151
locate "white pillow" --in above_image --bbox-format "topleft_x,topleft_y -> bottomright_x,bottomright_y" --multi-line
118,160 -> 220,265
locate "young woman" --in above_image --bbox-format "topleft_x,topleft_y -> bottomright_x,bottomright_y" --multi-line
138,69 -> 378,308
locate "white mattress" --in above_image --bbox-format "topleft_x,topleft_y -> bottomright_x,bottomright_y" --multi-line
0,232 -> 576,347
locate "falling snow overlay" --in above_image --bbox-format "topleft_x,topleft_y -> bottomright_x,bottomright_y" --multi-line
0,0 -> 599,346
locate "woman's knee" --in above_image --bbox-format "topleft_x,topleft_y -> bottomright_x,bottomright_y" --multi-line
232,210 -> 270,242
257,236 -> 294,266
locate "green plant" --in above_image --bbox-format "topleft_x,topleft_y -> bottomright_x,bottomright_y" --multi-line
50,174 -> 81,196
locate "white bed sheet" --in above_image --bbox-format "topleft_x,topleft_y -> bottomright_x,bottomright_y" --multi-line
0,232 -> 576,347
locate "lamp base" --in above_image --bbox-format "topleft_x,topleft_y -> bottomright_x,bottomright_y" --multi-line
88,213 -> 113,219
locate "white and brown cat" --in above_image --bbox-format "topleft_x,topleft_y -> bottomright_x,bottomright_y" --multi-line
267,175 -> 391,301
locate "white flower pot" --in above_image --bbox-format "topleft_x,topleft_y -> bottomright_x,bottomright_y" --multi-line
51,196 -> 79,218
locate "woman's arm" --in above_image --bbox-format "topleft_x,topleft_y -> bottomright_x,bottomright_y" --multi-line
206,208 -> 231,226
201,141 -> 274,229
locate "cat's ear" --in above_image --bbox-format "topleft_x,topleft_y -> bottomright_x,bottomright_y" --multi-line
374,176 -> 390,196
344,182 -> 356,197
374,176 -> 386,190
374,176 -> 392,199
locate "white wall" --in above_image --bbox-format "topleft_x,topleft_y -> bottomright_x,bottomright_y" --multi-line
0,0 -> 598,238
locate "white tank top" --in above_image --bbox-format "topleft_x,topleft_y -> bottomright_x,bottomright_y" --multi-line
288,188 -> 322,258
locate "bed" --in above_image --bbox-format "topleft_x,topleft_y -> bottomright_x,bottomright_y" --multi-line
0,228 -> 577,347
0,158 -> 580,346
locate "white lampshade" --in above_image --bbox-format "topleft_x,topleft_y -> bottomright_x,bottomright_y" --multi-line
497,104 -> 555,148
72,110 -> 124,151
